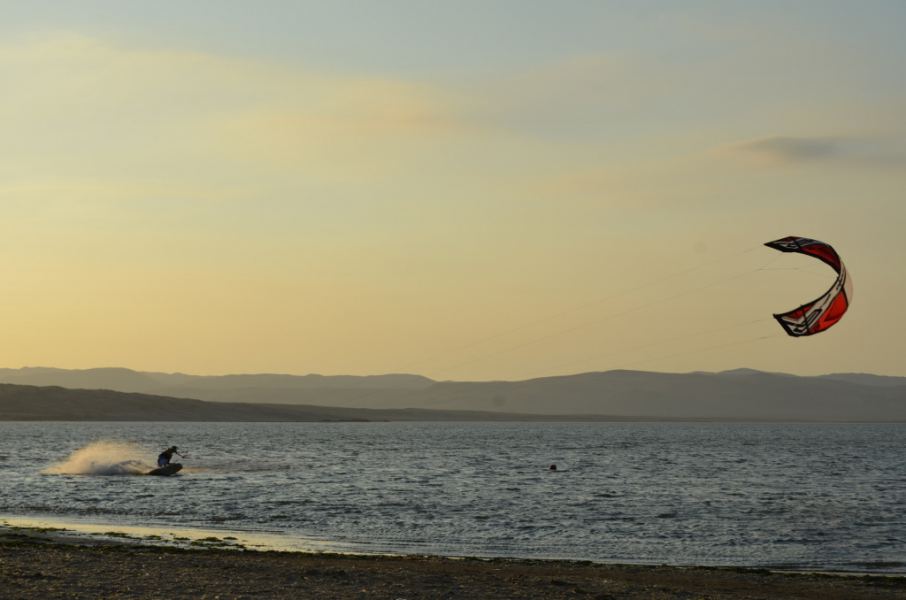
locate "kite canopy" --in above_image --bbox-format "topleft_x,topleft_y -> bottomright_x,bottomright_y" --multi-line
764,236 -> 852,337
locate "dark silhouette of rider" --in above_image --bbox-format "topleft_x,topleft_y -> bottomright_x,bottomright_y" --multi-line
157,446 -> 182,468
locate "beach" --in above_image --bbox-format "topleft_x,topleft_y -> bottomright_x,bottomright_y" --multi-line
2,527 -> 904,599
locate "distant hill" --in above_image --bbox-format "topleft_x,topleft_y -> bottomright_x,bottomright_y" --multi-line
0,367 -> 435,409
816,372 -> 906,388
0,367 -> 904,421
0,383 -> 582,422
0,367 -> 432,393
415,370 -> 906,420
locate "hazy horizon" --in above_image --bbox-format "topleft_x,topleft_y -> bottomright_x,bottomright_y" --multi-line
3,2 -> 904,381
1,363 -> 903,383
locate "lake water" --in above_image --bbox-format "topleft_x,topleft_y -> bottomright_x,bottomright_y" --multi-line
1,421 -> 905,572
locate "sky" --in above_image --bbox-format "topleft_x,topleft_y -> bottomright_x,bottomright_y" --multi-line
1,1 -> 904,380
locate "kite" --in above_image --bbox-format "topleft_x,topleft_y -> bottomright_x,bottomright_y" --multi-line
764,236 -> 851,337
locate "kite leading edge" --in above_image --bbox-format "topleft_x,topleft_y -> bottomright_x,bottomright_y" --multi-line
764,236 -> 852,337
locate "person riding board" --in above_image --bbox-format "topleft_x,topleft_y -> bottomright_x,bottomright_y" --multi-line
157,446 -> 183,468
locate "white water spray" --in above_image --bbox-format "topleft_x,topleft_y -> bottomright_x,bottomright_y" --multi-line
43,440 -> 154,476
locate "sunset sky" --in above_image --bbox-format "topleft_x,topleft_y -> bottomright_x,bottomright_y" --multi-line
1,1 -> 904,380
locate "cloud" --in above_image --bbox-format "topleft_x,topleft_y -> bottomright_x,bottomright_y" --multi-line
0,32 -> 470,186
736,136 -> 838,161
727,135 -> 905,167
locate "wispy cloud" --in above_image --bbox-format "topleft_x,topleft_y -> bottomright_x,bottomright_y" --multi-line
735,136 -> 838,161
727,135 -> 905,167
0,33 -> 470,186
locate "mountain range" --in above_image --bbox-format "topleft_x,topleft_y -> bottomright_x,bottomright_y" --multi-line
0,367 -> 904,421
0,383 -> 578,422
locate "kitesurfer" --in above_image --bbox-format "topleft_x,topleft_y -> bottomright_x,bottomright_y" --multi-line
157,446 -> 182,468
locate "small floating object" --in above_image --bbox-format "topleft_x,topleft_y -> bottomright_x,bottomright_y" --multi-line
148,463 -> 183,476
549,464 -> 557,471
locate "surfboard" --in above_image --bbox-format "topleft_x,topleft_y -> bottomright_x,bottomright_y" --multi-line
148,463 -> 183,476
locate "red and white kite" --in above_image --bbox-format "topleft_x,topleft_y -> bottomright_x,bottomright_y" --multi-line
764,236 -> 852,337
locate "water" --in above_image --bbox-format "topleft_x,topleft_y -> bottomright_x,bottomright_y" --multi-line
1,421 -> 905,572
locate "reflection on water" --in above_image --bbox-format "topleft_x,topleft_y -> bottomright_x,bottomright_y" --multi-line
2,421 -> 905,572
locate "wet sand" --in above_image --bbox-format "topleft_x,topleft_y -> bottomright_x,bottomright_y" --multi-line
2,530 -> 904,599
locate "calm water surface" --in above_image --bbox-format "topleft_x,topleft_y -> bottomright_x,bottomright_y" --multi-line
1,422 -> 904,572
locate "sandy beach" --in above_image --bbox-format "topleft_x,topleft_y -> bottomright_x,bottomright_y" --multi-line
2,527 -> 904,599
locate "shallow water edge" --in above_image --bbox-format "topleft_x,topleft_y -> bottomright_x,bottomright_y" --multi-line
4,513 -> 906,579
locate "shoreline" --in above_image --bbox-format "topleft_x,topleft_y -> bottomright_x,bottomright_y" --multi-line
6,514 -> 906,576
1,514 -> 345,554
3,522 -> 905,599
